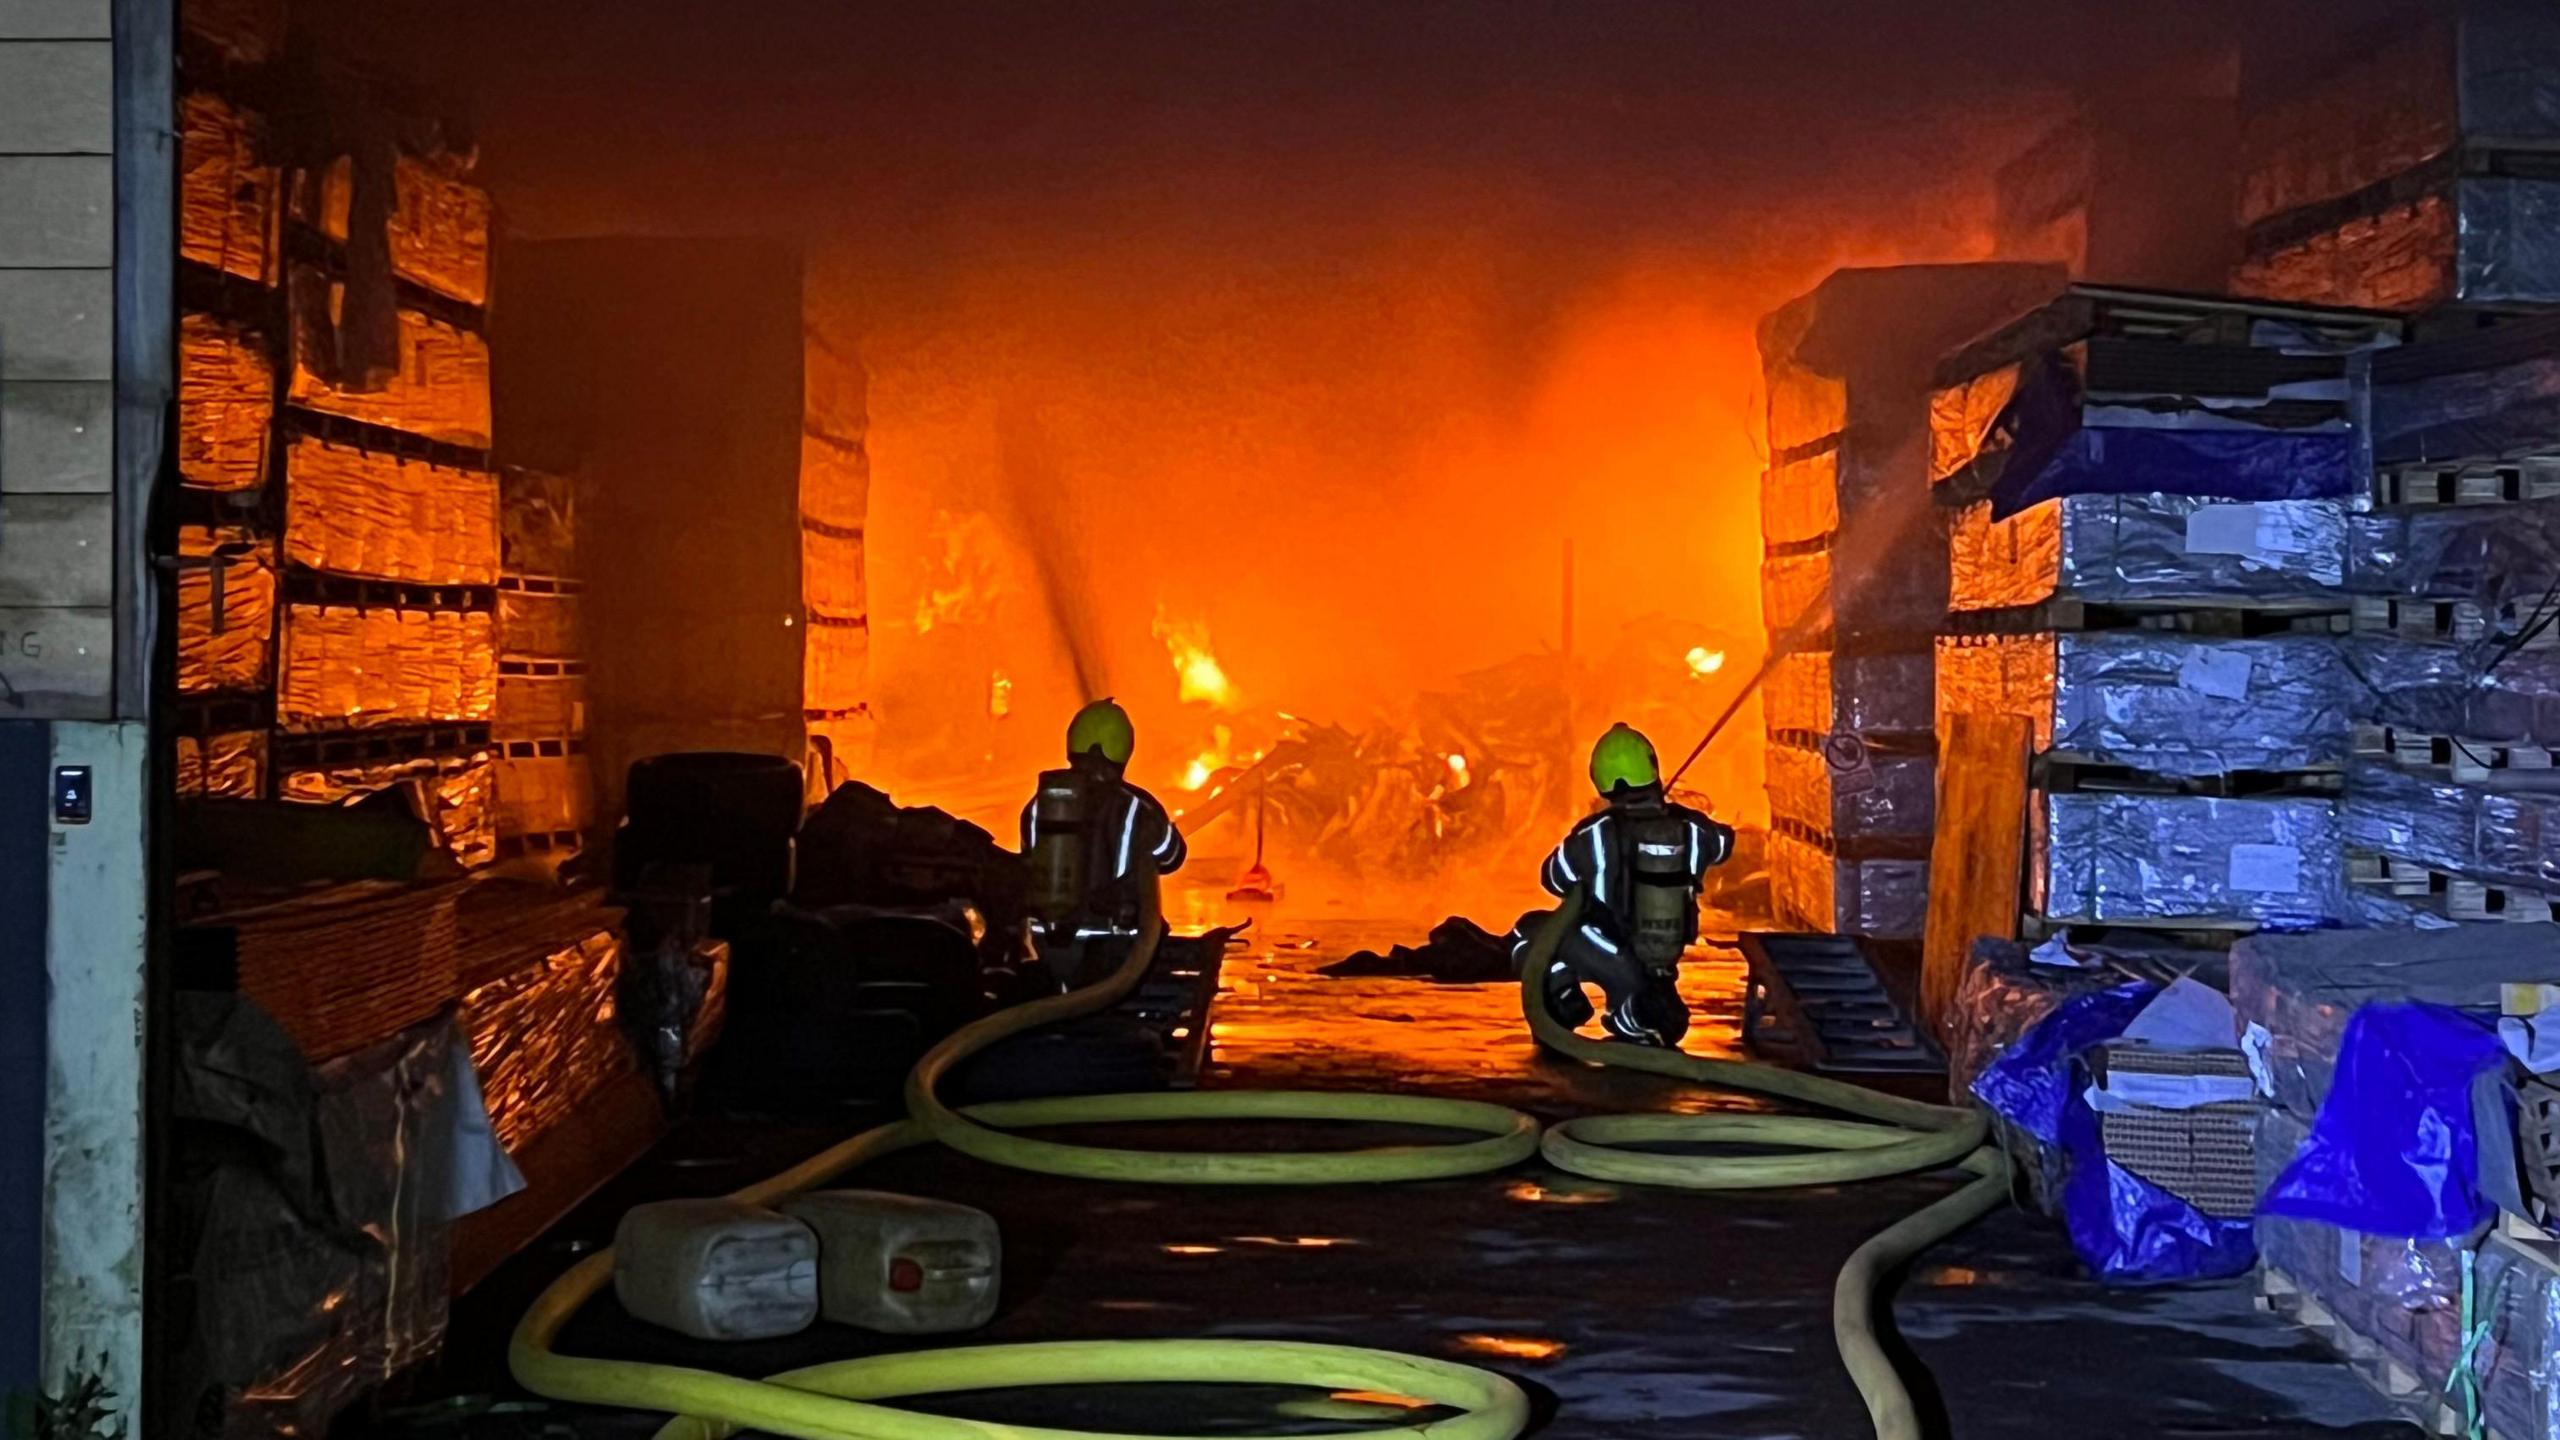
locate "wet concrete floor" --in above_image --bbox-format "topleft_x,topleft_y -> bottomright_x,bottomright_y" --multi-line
416,916 -> 2420,1440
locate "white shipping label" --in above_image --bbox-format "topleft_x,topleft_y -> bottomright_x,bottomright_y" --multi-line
2184,504 -> 2261,557
2184,501 -> 2319,566
2228,842 -> 2304,894
2177,647 -> 2255,701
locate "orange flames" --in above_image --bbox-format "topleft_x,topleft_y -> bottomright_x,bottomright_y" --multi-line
1153,608 -> 1234,709
1181,724 -> 1235,791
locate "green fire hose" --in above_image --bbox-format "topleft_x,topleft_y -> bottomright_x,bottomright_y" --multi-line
510,884 -> 2002,1440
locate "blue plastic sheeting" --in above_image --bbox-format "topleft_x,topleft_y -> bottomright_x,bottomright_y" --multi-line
1991,426 -> 2359,521
2059,1090 -> 2258,1285
1966,349 -> 2364,520
1972,980 -> 2157,1145
2262,1002 -> 2508,1241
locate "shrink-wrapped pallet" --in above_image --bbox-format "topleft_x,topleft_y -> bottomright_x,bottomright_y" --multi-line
288,267 -> 492,448
291,152 -> 493,308
175,730 -> 267,800
277,604 -> 495,731
283,434 -> 499,585
1950,492 -> 2350,612
1937,632 -> 2352,776
2032,792 -> 2348,925
179,90 -> 277,284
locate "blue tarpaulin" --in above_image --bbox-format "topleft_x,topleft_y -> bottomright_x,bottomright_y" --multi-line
1980,350 -> 2360,519
1973,981 -> 2157,1145
2261,1001 -> 2510,1241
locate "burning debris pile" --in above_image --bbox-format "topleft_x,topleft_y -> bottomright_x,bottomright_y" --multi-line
1164,620 -> 1757,903
1171,654 -> 1586,890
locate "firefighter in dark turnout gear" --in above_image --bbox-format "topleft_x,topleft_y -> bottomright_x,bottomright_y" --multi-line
1522,722 -> 1734,1046
1019,699 -> 1187,989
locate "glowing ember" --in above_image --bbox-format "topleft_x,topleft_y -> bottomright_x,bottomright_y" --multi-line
1183,758 -> 1215,790
1455,1334 -> 1567,1362
1161,1244 -> 1224,1257
987,669 -> 1012,717
1445,752 -> 1469,786
1154,608 -> 1234,707
1686,645 -> 1726,676
1503,1178 -> 1618,1206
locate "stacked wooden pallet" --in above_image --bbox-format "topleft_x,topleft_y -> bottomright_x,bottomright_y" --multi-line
801,322 -> 873,793
2338,327 -> 2560,925
492,469 -> 595,857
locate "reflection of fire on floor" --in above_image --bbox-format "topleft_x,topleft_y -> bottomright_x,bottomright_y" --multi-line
1197,914 -> 1763,1117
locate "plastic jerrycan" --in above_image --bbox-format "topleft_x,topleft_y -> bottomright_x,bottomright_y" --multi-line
784,1190 -> 1002,1333
612,1198 -> 820,1341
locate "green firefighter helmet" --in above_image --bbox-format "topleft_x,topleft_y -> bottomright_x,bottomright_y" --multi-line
1066,698 -> 1136,767
1589,722 -> 1660,796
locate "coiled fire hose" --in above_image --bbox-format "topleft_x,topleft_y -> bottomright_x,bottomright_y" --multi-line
511,883 -> 2003,1440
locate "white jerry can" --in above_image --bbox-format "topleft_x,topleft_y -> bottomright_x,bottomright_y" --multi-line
784,1190 -> 1002,1334
612,1198 -> 820,1341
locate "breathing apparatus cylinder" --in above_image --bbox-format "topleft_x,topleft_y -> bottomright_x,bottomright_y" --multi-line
1026,771 -> 1091,928
1624,813 -> 1697,967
